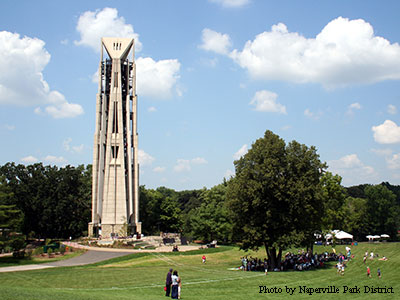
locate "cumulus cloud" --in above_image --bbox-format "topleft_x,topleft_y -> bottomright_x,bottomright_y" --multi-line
372,120 -> 400,144
21,156 -> 38,164
174,159 -> 191,172
228,17 -> 400,88
136,57 -> 181,99
138,149 -> 155,166
199,28 -> 232,55
0,31 -> 83,118
191,157 -> 208,164
153,166 -> 166,173
304,108 -> 322,120
63,138 -> 84,153
347,102 -> 362,115
4,124 -> 15,131
388,104 -> 397,115
233,144 -> 248,160
386,153 -> 400,169
224,169 -> 235,179
75,7 -> 142,52
371,148 -> 393,157
209,0 -> 250,8
250,90 -> 286,114
328,154 -> 376,185
43,155 -> 68,165
173,157 -> 208,172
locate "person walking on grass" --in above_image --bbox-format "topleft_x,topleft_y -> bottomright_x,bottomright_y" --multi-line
367,266 -> 371,278
377,268 -> 381,279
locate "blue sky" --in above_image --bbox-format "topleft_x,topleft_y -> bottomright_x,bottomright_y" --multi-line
1,0 -> 400,190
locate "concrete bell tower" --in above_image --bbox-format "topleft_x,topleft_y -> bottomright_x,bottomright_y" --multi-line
89,37 -> 141,237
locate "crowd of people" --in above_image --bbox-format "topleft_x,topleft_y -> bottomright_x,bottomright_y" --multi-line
240,256 -> 268,272
239,250 -> 348,272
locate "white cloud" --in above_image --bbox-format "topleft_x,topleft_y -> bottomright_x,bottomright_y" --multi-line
328,154 -> 376,185
92,70 -> 99,83
233,144 -> 248,160
148,106 -> 157,112
224,169 -> 235,179
63,138 -> 84,153
191,157 -> 208,164
388,104 -> 397,115
174,159 -> 191,172
304,108 -> 322,120
0,31 -> 83,118
136,57 -> 181,99
153,166 -> 166,173
43,155 -> 68,165
209,0 -> 250,8
21,156 -> 38,164
138,149 -> 155,166
386,153 -> 400,169
4,124 -> 15,131
349,102 -> 361,110
74,7 -> 142,53
372,120 -> 400,144
347,102 -> 362,115
229,17 -> 400,88
371,148 -> 393,157
249,90 -> 286,114
43,91 -> 84,118
173,157 -> 207,172
199,28 -> 232,55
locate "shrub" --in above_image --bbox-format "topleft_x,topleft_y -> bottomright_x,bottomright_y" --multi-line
33,247 -> 44,256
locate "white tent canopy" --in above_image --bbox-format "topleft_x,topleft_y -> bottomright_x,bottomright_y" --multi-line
326,230 -> 353,240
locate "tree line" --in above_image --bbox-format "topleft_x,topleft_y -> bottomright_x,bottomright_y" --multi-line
0,130 -> 399,264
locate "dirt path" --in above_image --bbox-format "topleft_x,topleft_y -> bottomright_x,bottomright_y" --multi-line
0,242 -> 203,273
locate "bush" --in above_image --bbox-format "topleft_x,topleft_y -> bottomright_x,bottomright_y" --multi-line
32,247 -> 44,256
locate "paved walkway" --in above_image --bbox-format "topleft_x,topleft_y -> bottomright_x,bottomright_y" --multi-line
0,242 -> 202,273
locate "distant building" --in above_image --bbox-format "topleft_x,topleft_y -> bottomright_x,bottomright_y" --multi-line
89,37 -> 141,237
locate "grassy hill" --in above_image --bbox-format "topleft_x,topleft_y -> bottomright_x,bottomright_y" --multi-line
0,242 -> 398,299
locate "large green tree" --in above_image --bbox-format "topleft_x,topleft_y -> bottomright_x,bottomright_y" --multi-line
320,172 -> 347,230
227,130 -> 326,269
188,183 -> 232,243
0,163 -> 91,238
364,184 -> 399,239
0,176 -> 24,252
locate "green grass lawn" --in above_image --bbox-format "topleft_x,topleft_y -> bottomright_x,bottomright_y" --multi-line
0,242 -> 398,299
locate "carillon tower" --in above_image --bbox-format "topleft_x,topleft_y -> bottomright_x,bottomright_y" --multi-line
89,37 -> 141,237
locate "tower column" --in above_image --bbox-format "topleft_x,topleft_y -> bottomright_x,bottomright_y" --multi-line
89,37 -> 141,237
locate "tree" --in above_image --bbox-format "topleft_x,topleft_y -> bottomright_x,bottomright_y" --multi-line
0,163 -> 91,238
188,183 -> 232,243
364,185 -> 399,239
0,176 -> 24,252
320,172 -> 347,230
343,196 -> 368,241
227,130 -> 325,269
139,186 -> 183,234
